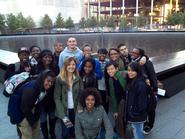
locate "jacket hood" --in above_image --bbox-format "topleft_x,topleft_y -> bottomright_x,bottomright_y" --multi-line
63,46 -> 81,54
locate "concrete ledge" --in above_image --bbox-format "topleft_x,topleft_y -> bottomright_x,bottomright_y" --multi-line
151,50 -> 185,97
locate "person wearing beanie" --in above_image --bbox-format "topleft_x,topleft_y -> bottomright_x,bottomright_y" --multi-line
4,47 -> 31,139
4,47 -> 31,80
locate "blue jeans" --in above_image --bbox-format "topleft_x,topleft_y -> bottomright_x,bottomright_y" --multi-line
131,122 -> 144,139
60,109 -> 75,139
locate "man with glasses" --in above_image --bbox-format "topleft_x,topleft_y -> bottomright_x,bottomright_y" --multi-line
58,37 -> 83,69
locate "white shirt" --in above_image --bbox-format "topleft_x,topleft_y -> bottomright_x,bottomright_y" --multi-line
67,87 -> 74,109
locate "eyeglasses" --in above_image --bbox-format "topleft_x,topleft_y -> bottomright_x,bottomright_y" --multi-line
131,51 -> 139,55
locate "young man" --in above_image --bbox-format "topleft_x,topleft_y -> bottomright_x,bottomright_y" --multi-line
4,47 -> 31,139
4,47 -> 31,80
106,61 -> 127,139
53,42 -> 63,66
117,43 -> 132,68
58,37 -> 83,69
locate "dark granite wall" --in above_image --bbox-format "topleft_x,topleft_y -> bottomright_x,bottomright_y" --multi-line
0,32 -> 185,57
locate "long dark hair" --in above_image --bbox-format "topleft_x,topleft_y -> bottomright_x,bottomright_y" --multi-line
127,62 -> 142,89
35,69 -> 56,91
79,58 -> 96,77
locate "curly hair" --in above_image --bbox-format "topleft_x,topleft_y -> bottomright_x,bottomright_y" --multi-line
80,87 -> 102,108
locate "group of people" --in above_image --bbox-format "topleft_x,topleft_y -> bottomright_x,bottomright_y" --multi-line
5,36 -> 158,139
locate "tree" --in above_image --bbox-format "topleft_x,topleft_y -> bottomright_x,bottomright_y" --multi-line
54,13 -> 64,28
119,17 -> 128,31
16,12 -> 28,28
65,17 -> 74,28
40,14 -> 53,28
107,16 -> 115,28
182,12 -> 185,27
25,16 -> 35,28
136,15 -> 146,27
0,14 -> 6,30
166,12 -> 182,26
6,13 -> 19,30
98,17 -> 106,28
79,17 -> 86,28
85,16 -> 97,28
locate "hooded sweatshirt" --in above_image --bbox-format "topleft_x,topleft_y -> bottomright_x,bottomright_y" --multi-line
58,47 -> 83,69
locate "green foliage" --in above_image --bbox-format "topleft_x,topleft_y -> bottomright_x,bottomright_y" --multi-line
65,17 -> 74,28
0,14 -> 6,30
79,17 -> 86,28
40,14 -> 53,28
119,17 -> 128,31
6,13 -> 35,30
85,16 -> 97,28
182,13 -> 185,26
136,15 -> 146,27
6,13 -> 19,30
25,16 -> 35,28
98,17 -> 106,28
166,12 -> 182,26
16,12 -> 27,28
107,16 -> 115,28
55,13 -> 64,28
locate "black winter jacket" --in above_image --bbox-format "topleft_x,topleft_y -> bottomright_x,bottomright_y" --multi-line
125,77 -> 148,123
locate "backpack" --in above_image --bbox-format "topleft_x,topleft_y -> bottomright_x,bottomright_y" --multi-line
7,87 -> 25,124
3,72 -> 30,97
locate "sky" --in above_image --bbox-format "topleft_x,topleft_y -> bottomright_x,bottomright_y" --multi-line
0,0 -> 84,25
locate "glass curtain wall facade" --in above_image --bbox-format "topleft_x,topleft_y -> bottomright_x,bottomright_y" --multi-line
85,0 -> 185,24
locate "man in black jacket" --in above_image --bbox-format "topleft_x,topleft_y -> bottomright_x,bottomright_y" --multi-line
131,48 -> 158,134
4,47 -> 31,80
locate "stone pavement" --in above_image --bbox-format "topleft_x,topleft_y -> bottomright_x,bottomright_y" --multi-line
1,82 -> 185,139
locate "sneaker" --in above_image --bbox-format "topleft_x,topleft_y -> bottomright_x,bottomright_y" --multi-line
143,125 -> 152,135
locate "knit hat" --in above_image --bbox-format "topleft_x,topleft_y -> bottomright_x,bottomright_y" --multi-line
18,47 -> 30,56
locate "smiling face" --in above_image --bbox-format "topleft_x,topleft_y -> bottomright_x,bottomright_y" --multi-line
18,52 -> 30,64
31,47 -> 41,59
107,64 -> 118,77
83,46 -> 92,58
85,95 -> 95,111
42,54 -> 52,67
54,42 -> 63,54
109,49 -> 120,61
67,37 -> 77,51
131,48 -> 140,60
84,61 -> 93,74
66,60 -> 76,73
128,66 -> 138,79
43,75 -> 55,91
98,52 -> 107,61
